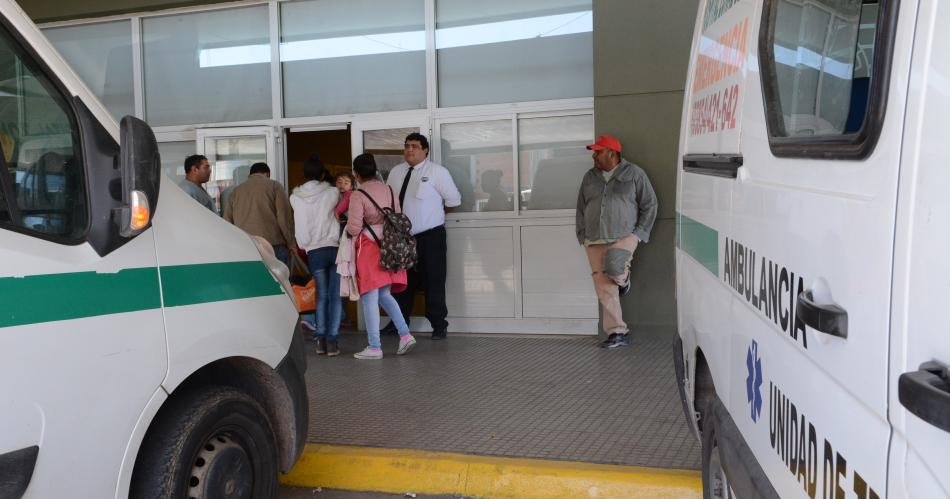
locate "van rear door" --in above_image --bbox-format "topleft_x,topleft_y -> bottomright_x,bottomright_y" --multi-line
677,0 -> 755,407
732,0 -> 913,497
889,0 -> 950,496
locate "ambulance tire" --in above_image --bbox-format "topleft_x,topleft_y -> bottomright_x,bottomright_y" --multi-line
701,400 -> 735,499
130,385 -> 278,499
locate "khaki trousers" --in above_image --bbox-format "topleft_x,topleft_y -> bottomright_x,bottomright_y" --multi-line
585,235 -> 638,334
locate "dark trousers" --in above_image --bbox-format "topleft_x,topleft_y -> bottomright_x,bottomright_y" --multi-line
393,225 -> 449,332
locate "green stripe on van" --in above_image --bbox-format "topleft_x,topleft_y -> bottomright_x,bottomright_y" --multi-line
0,260 -> 283,328
676,213 -> 719,276
160,261 -> 284,308
0,267 -> 161,328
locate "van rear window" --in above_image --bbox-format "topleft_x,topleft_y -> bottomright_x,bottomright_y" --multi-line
759,0 -> 895,158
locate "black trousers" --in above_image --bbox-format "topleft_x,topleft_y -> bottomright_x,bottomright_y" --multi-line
393,225 -> 449,332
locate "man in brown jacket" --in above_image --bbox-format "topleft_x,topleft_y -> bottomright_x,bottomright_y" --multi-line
224,162 -> 296,266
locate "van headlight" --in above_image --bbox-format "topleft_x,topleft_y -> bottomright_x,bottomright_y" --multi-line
248,234 -> 295,304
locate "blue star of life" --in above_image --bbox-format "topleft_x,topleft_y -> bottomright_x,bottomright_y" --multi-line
746,340 -> 763,422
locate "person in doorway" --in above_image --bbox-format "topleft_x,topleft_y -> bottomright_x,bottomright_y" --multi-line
383,133 -> 461,340
347,154 -> 416,359
576,135 -> 657,349
334,171 -> 356,231
179,154 -> 215,212
290,154 -> 342,356
224,162 -> 296,267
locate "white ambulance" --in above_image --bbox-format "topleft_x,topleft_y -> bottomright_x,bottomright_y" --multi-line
675,0 -> 950,497
0,0 -> 308,497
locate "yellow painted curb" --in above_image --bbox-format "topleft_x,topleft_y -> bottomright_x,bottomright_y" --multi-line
280,443 -> 702,498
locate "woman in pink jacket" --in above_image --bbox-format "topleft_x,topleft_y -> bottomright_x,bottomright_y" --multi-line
346,154 -> 416,359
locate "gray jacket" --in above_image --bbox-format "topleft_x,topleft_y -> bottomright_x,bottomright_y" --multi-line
575,159 -> 658,245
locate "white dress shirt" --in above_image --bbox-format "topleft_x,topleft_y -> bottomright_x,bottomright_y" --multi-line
387,159 -> 462,235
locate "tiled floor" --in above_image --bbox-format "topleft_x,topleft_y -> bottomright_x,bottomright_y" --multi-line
303,326 -> 701,470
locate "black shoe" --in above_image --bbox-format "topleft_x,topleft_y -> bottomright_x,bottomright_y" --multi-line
619,277 -> 631,297
315,337 -> 327,355
380,323 -> 398,336
431,330 -> 447,340
326,338 -> 339,357
599,333 -> 629,349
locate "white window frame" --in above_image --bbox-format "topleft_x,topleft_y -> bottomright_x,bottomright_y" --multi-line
39,0 -> 594,220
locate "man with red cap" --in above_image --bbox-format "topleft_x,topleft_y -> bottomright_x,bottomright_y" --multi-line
576,135 -> 657,348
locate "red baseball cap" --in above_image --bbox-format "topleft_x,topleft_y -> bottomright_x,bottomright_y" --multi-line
586,134 -> 622,152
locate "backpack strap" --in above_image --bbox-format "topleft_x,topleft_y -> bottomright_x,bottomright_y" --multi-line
356,188 -> 386,245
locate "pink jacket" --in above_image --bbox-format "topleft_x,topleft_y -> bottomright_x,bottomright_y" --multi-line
346,180 -> 401,238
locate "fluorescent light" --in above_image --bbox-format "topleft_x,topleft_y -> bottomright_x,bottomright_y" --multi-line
436,11 -> 592,49
774,44 -> 853,80
280,30 -> 424,62
198,10 -> 592,67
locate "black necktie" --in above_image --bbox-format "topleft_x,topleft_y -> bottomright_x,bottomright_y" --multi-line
398,167 -> 414,206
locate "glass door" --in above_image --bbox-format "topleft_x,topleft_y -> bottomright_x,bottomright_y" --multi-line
196,127 -> 276,214
351,117 -> 427,181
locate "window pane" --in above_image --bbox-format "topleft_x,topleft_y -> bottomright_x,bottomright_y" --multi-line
440,120 -> 513,213
281,0 -> 425,117
770,0 -> 877,137
204,136 -> 266,214
43,21 -> 134,122
143,6 -> 271,126
158,141 -> 196,185
362,127 -> 419,181
436,0 -> 593,107
518,114 -> 592,211
0,26 -> 85,238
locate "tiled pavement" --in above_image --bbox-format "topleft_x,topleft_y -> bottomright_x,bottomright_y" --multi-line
302,326 -> 701,470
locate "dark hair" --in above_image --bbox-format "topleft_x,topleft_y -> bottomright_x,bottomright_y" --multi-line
404,132 -> 429,151
183,154 -> 207,175
335,171 -> 356,188
303,154 -> 329,182
249,162 -> 270,175
352,153 -> 378,180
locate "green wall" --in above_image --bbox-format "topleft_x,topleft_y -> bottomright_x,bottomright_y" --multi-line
593,0 -> 698,327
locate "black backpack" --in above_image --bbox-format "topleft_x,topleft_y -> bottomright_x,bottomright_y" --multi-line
357,187 -> 417,271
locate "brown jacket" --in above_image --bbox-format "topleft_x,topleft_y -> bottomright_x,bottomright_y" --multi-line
224,173 -> 295,247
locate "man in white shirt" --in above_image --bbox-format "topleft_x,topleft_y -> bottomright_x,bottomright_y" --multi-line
383,132 -> 461,340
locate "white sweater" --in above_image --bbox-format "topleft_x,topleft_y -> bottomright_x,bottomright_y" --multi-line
290,181 -> 340,251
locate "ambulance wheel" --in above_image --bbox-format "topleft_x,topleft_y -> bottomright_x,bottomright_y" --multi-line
130,385 -> 278,499
701,401 -> 735,499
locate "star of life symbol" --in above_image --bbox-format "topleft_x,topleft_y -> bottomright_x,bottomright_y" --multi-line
746,340 -> 763,422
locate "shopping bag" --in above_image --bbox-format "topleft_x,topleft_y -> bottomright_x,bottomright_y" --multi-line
289,250 -> 311,286
292,278 -> 316,313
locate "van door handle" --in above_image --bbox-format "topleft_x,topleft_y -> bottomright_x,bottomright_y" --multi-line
682,154 -> 743,178
796,290 -> 848,339
0,446 -> 39,499
899,362 -> 950,434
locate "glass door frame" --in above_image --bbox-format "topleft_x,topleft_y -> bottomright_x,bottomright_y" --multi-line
196,126 -> 279,184
350,113 -> 430,168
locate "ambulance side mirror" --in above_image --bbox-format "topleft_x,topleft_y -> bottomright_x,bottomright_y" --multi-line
115,116 -> 160,237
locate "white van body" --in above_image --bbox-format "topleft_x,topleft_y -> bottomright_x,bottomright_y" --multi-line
675,0 -> 950,497
0,1 -> 308,497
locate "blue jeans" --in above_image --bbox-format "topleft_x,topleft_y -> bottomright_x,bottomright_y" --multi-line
273,244 -> 290,268
308,247 -> 342,339
360,285 -> 409,348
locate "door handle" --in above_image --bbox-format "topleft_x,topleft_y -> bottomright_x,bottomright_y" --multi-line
899,362 -> 950,433
682,154 -> 743,178
796,290 -> 848,339
0,446 -> 39,499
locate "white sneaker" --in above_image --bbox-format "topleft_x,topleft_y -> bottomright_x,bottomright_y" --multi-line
354,347 -> 383,360
396,335 -> 417,355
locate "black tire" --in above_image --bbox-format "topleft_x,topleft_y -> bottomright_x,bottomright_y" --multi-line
130,385 -> 278,499
702,400 -> 735,499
